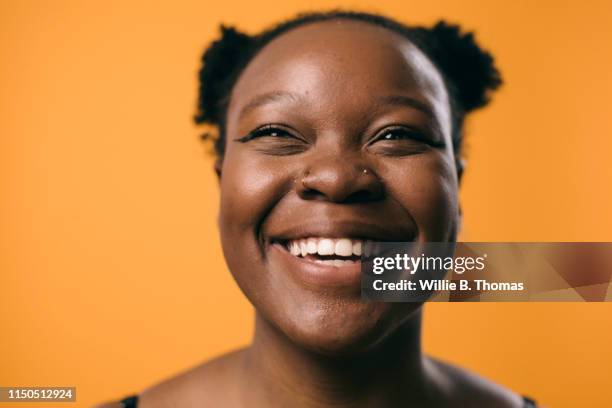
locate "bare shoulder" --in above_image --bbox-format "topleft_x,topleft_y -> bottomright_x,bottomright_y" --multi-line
425,356 -> 526,408
93,402 -> 124,408
139,348 -> 246,408
98,348 -> 247,408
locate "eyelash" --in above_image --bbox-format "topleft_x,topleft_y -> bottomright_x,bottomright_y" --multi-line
370,126 -> 444,148
236,125 -> 301,143
235,124 -> 445,148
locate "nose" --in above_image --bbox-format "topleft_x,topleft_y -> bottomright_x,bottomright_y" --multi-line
296,156 -> 384,203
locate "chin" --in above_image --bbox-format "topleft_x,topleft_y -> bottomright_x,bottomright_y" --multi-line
268,298 -> 421,357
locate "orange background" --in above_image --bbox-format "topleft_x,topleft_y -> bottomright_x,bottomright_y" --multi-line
1,1 -> 612,407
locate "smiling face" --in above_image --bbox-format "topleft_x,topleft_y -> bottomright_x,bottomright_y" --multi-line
218,20 -> 459,355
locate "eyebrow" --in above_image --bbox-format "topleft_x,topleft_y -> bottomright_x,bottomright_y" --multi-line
238,91 -> 300,120
237,91 -> 435,121
375,95 -> 435,119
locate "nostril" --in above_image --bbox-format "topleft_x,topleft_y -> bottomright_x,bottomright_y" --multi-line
299,186 -> 327,200
346,189 -> 377,203
296,162 -> 384,203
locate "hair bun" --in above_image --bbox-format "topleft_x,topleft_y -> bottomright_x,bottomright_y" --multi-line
195,25 -> 253,124
421,21 -> 502,112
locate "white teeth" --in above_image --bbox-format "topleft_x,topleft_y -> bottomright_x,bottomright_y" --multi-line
335,239 -> 353,257
313,259 -> 351,266
290,241 -> 301,256
314,259 -> 347,266
306,238 -> 318,254
285,238 -> 364,258
317,239 -> 335,256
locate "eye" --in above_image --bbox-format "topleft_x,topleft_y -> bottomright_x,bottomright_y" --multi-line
382,128 -> 413,140
373,126 -> 438,144
367,126 -> 445,156
236,124 -> 303,143
234,124 -> 308,156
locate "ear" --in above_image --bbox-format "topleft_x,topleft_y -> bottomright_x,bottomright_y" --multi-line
214,157 -> 223,181
456,157 -> 465,186
456,157 -> 465,237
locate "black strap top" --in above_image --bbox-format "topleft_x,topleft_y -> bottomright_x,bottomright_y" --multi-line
119,394 -> 538,407
119,396 -> 138,407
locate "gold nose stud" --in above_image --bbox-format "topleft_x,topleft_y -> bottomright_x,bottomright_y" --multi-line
300,170 -> 310,188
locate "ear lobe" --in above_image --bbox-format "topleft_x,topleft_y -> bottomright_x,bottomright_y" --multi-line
214,158 -> 223,180
456,158 -> 465,239
456,157 -> 466,185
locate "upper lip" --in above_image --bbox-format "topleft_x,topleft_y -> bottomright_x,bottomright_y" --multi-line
264,218 -> 417,243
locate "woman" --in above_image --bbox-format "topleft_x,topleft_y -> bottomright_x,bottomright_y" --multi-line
101,10 -> 538,408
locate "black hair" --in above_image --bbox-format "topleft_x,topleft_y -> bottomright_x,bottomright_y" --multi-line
195,10 -> 502,169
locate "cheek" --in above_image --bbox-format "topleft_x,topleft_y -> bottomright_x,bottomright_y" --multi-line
382,152 -> 459,241
219,150 -> 291,235
217,147 -> 297,298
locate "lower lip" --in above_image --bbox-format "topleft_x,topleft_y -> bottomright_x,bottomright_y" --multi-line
268,243 -> 363,288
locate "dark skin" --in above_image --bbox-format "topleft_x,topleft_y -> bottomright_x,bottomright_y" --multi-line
99,20 -> 522,408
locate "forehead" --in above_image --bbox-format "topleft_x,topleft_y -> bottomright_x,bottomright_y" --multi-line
228,19 -> 450,135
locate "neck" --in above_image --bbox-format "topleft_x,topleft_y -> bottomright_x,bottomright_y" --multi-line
241,311 -> 430,408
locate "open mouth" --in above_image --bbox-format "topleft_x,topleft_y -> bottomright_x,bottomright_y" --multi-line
278,237 -> 364,266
